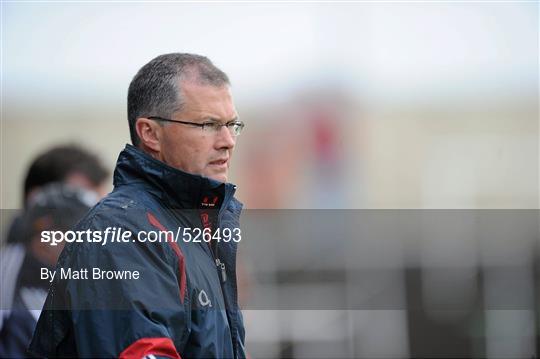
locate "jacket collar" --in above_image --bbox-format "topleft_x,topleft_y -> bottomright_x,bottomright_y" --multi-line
113,144 -> 238,210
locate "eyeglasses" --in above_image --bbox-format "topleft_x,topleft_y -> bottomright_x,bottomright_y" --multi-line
147,116 -> 245,136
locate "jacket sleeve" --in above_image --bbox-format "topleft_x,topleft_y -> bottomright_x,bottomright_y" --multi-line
31,211 -> 190,358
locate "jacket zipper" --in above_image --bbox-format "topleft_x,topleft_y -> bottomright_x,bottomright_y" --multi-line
204,185 -> 238,358
215,258 -> 227,283
214,186 -> 240,358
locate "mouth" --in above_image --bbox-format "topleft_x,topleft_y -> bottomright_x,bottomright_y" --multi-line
208,158 -> 228,169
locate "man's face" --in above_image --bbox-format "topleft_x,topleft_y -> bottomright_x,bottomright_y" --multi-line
158,81 -> 238,183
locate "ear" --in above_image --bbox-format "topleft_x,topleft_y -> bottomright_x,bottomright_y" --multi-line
136,117 -> 162,152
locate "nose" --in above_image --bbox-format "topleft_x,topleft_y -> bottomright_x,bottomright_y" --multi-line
214,124 -> 236,150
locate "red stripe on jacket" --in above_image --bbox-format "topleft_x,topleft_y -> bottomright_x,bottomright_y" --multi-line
120,337 -> 181,359
146,212 -> 187,304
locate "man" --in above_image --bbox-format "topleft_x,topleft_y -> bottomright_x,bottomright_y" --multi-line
22,144 -> 110,202
29,53 -> 247,358
0,184 -> 96,358
6,144 -> 109,245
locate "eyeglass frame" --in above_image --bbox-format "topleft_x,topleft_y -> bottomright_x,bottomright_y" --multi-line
146,116 -> 245,136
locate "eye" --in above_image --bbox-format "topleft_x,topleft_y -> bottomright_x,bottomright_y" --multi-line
227,121 -> 245,135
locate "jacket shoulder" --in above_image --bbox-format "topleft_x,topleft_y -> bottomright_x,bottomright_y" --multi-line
75,185 -> 160,231
58,185 -> 178,273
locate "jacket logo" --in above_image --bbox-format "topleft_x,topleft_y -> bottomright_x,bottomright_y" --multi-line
201,196 -> 219,208
198,289 -> 212,307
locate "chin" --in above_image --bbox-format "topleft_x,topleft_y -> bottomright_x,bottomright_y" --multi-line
205,171 -> 227,183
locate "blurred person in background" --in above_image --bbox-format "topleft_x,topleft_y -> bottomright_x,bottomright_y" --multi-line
5,144 -> 109,245
0,183 -> 97,357
22,144 -> 110,202
30,53 -> 247,358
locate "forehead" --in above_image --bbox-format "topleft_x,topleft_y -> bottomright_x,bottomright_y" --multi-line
178,81 -> 237,119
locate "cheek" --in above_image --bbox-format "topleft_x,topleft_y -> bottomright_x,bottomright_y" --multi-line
180,139 -> 209,172
163,132 -> 215,173
162,135 -> 190,168
191,148 -> 206,170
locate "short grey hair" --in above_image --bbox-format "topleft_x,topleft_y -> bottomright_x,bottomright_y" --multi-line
127,53 -> 230,146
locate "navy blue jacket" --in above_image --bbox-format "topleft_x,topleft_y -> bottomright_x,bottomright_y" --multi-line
29,145 -> 246,358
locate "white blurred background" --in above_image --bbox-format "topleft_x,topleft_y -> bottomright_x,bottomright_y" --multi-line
3,2 -> 537,209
